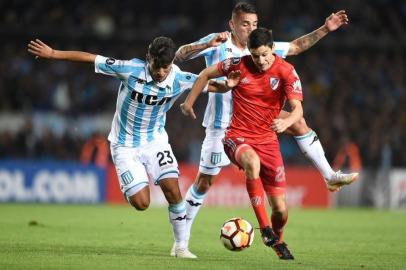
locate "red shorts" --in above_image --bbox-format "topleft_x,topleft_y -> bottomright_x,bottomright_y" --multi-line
223,136 -> 286,196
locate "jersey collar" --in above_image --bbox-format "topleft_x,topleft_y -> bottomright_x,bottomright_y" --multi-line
228,31 -> 250,56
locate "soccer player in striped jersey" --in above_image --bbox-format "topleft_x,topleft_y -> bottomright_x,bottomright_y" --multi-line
174,2 -> 358,255
28,37 -> 224,259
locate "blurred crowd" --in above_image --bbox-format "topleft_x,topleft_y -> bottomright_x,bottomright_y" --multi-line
1,0 -> 405,168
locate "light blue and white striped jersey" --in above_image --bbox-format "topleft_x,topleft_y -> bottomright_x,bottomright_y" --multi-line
94,55 -> 197,147
192,32 -> 291,129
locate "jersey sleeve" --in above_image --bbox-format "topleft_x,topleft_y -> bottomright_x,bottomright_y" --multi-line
189,33 -> 217,59
274,42 -> 291,58
283,67 -> 303,101
217,57 -> 241,77
94,55 -> 143,80
175,71 -> 208,93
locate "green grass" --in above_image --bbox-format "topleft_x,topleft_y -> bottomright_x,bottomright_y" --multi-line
0,204 -> 405,270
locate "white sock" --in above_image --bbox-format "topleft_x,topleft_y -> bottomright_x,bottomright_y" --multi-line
168,201 -> 187,249
185,184 -> 207,242
294,130 -> 334,181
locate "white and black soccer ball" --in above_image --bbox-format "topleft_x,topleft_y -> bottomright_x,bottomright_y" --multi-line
220,217 -> 254,251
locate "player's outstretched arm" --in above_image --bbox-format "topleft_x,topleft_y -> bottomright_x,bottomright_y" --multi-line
181,64 -> 223,119
175,31 -> 228,62
28,39 -> 96,62
287,10 -> 349,56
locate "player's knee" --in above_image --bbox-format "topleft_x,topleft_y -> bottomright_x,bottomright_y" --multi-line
133,201 -> 150,211
289,117 -> 310,136
272,203 -> 287,215
128,196 -> 150,211
243,156 -> 260,176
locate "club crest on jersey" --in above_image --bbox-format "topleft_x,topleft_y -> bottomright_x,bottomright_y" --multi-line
270,77 -> 280,90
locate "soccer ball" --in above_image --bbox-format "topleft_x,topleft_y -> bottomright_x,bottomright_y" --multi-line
220,217 -> 254,251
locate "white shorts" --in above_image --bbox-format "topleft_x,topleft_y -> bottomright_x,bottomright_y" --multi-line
199,128 -> 230,175
110,141 -> 179,198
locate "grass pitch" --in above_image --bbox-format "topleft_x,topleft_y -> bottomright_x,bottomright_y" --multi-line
0,204 -> 405,270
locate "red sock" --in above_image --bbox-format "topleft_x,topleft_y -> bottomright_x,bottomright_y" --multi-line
271,212 -> 288,242
246,178 -> 270,229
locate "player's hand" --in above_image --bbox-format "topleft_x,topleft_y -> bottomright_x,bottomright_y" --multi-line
325,10 -> 349,32
226,70 -> 241,88
208,31 -> 228,47
271,118 -> 289,133
28,39 -> 54,59
180,103 -> 196,120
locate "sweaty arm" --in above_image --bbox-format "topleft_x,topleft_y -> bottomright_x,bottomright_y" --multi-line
287,10 -> 349,56
28,39 -> 96,62
175,32 -> 228,62
180,64 -> 223,119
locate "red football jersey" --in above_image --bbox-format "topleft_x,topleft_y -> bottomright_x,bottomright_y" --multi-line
217,55 -> 303,144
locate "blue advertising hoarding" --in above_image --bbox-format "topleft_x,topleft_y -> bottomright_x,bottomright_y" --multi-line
0,161 -> 106,203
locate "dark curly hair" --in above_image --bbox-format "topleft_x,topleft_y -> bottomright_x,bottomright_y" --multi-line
147,36 -> 176,67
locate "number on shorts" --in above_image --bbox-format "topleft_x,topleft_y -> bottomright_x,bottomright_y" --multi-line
156,150 -> 174,166
275,166 -> 286,182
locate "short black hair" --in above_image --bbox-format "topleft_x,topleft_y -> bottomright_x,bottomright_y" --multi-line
248,27 -> 273,50
147,36 -> 176,67
232,2 -> 257,17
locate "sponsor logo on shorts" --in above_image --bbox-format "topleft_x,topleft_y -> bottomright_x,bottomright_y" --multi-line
121,170 -> 134,185
210,152 -> 222,165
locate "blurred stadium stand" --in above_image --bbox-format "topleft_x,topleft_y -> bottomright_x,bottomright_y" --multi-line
0,0 -> 405,207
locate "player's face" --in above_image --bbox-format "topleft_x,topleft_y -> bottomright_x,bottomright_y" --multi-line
148,58 -> 172,82
230,12 -> 258,45
249,45 -> 275,72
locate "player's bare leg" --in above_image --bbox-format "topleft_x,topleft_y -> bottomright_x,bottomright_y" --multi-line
267,194 -> 294,260
160,178 -> 197,259
194,172 -> 214,193
237,146 -> 276,242
279,110 -> 359,192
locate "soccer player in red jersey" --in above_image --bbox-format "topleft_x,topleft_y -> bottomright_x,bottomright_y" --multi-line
181,27 -> 308,260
